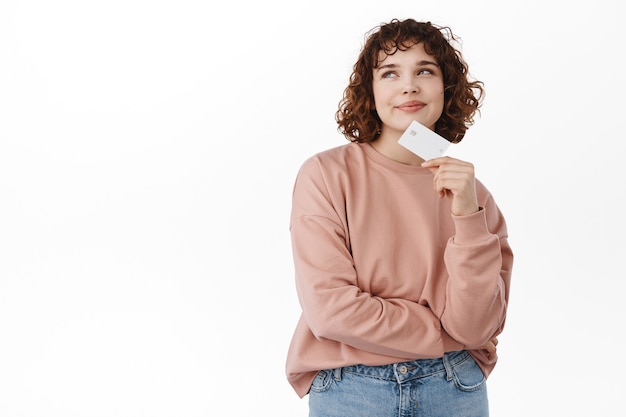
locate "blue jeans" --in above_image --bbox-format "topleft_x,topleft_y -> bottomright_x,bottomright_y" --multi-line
308,350 -> 489,417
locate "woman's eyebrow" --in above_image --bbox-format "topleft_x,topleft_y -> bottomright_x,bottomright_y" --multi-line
375,63 -> 399,72
417,60 -> 439,67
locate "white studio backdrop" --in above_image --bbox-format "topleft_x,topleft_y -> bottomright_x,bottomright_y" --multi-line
1,0 -> 624,416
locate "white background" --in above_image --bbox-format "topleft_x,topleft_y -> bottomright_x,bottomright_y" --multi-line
1,0 -> 624,416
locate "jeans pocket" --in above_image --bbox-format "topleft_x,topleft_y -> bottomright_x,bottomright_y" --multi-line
451,356 -> 486,392
310,370 -> 334,393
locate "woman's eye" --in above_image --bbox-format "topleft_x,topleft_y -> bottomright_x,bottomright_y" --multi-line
417,69 -> 434,76
381,71 -> 397,79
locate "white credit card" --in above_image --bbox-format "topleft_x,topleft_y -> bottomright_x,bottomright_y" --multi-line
397,120 -> 451,160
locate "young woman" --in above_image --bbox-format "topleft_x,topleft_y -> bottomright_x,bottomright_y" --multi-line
286,18 -> 513,416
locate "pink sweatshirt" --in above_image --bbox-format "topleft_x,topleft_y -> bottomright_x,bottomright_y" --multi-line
286,142 -> 513,398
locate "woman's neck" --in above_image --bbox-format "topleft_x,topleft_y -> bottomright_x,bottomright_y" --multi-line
369,134 -> 425,166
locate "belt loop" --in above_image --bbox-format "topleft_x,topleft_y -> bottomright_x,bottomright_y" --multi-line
442,352 -> 454,381
332,367 -> 342,381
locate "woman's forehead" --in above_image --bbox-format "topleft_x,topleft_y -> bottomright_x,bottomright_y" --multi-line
375,42 -> 434,66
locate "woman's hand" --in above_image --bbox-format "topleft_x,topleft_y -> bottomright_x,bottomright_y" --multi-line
421,156 -> 479,216
477,337 -> 498,362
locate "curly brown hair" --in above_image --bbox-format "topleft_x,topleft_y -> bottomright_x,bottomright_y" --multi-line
336,18 -> 484,144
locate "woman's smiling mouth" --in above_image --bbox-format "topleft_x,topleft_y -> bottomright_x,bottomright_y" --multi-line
396,101 -> 426,112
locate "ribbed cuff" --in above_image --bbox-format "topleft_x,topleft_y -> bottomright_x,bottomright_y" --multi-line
451,207 -> 491,245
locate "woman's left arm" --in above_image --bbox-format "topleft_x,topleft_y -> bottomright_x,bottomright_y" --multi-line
422,156 -> 514,348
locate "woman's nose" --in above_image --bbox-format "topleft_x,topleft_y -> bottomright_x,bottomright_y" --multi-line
403,80 -> 419,94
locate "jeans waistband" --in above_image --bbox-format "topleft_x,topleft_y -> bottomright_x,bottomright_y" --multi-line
337,350 -> 470,383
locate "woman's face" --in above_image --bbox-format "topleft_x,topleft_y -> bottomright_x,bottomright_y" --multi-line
372,42 -> 445,138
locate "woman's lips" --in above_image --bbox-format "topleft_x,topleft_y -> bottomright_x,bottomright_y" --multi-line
396,101 -> 425,112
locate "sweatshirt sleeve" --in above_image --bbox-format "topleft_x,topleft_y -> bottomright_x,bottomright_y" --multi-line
290,157 -> 462,359
440,190 -> 514,348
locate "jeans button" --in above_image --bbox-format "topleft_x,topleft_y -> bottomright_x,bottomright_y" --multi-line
399,365 -> 408,374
